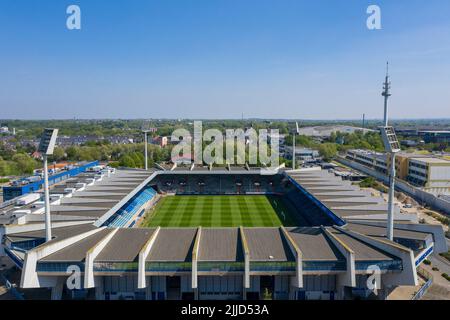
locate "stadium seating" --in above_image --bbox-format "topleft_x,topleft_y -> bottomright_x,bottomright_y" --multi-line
105,187 -> 157,227
106,174 -> 336,228
154,175 -> 286,195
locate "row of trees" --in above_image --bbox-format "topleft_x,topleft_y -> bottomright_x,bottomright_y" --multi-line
0,123 -> 413,175
0,154 -> 39,176
284,130 -> 384,161
0,140 -> 172,176
53,143 -> 171,169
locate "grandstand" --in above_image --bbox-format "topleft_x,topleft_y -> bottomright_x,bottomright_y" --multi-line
0,164 -> 448,300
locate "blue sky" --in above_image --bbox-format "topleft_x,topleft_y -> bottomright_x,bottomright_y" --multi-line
1,0 -> 449,119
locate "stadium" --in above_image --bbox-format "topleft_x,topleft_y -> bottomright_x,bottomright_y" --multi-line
1,164 -> 447,300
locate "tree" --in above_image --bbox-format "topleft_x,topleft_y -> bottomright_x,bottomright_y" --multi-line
50,147 -> 66,162
318,143 -> 337,161
119,155 -> 136,168
11,153 -> 37,174
0,160 -> 12,176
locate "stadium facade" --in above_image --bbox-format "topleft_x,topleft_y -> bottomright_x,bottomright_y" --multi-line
1,165 -> 447,300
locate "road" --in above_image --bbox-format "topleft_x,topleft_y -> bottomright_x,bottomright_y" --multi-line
429,254 -> 450,275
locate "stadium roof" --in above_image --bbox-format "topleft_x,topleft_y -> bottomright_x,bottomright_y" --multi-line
198,228 -> 242,262
146,228 -> 197,262
5,223 -> 431,267
285,227 -> 342,261
3,166 -> 446,285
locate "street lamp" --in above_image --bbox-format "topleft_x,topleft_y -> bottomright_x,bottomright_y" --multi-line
38,128 -> 59,242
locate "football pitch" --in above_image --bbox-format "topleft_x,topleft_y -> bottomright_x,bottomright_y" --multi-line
141,195 -> 298,227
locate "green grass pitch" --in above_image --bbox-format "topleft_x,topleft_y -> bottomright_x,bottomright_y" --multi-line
141,195 -> 298,227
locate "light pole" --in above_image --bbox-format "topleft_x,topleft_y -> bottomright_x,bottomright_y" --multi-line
292,122 -> 300,170
380,127 -> 400,241
143,130 -> 149,170
379,62 -> 400,241
38,128 -> 59,242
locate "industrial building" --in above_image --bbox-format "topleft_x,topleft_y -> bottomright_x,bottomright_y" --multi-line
2,161 -> 100,201
418,131 -> 450,143
345,149 -> 450,194
284,147 -> 320,164
1,165 -> 447,300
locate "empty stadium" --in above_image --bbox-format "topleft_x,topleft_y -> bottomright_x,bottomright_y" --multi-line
1,165 -> 448,300
141,195 -> 298,228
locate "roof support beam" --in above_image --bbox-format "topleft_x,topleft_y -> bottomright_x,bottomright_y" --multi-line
347,220 -> 448,254
138,227 -> 160,289
20,227 -> 105,288
191,227 -> 202,290
321,226 -> 356,288
239,227 -> 250,289
84,228 -> 118,288
335,226 -> 418,286
280,227 -> 303,288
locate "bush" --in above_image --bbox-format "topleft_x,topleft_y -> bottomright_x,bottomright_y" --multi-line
440,250 -> 450,263
441,273 -> 450,282
0,178 -> 10,183
423,259 -> 431,265
108,162 -> 120,168
432,267 -> 439,271
359,177 -> 377,188
425,211 -> 450,226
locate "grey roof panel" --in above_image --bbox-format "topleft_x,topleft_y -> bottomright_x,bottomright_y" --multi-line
286,227 -> 342,261
40,229 -> 112,262
328,228 -> 394,261
6,223 -> 96,243
346,223 -> 429,241
96,228 -> 156,262
147,228 -> 197,262
198,228 -> 243,262
314,191 -> 372,199
244,228 -> 294,262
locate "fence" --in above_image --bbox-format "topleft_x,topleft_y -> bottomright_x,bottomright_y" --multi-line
412,267 -> 433,300
0,273 -> 25,300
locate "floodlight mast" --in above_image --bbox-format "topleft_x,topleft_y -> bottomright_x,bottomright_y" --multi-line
38,128 -> 59,242
43,155 -> 51,241
144,131 -> 148,171
292,132 -> 295,170
142,120 -> 151,171
380,62 -> 398,241
387,152 -> 396,240
292,122 -> 300,170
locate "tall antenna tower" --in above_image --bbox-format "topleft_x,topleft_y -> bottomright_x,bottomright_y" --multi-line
379,62 -> 400,241
382,62 -> 391,126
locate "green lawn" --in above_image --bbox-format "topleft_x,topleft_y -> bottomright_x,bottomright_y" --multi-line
141,195 -> 297,227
